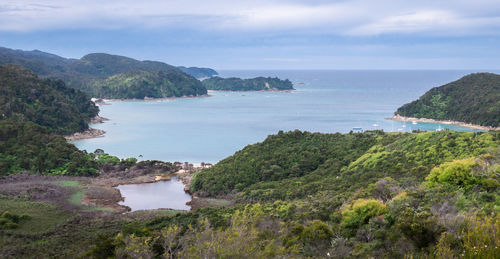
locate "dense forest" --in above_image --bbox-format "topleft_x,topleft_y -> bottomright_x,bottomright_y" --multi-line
202,76 -> 294,91
0,64 -> 98,135
395,73 -> 500,127
0,47 -> 211,99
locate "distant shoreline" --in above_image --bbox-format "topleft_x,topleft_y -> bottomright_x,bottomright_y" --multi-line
386,114 -> 500,131
207,89 -> 294,93
99,94 -> 212,103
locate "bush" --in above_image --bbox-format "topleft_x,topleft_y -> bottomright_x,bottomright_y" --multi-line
396,209 -> 444,249
96,154 -> 121,165
425,158 -> 478,189
0,210 -> 31,230
341,199 -> 388,235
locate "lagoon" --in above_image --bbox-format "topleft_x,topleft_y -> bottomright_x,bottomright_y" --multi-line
73,70 -> 483,163
116,176 -> 191,211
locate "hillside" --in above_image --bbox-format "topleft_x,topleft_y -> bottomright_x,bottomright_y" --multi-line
0,64 -> 98,135
202,76 -> 294,91
177,66 -> 218,78
394,73 -> 500,127
0,47 -> 209,99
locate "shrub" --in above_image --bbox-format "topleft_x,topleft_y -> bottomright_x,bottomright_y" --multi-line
341,199 -> 388,235
96,154 -> 121,165
425,158 -> 478,189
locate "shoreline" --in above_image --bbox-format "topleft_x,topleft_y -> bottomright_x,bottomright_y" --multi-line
64,127 -> 106,141
100,94 -> 212,103
207,89 -> 294,93
386,114 -> 500,131
92,164 -> 209,213
64,115 -> 109,141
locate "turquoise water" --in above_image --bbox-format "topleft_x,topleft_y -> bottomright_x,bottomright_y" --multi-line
117,176 -> 191,211
73,70 -> 484,163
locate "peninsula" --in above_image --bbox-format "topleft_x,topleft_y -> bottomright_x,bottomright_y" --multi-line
390,72 -> 500,129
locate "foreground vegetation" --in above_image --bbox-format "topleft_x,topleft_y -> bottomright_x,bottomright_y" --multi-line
396,72 -> 500,127
202,76 -> 294,91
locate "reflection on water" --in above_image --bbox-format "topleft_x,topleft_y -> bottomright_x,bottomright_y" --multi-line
116,176 -> 191,211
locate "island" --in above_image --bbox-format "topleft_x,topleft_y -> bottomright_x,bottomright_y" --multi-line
202,76 -> 294,91
389,72 -> 500,129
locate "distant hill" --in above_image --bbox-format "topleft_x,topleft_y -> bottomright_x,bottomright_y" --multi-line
202,76 -> 294,91
0,64 -> 98,135
395,73 -> 500,127
177,66 -> 218,79
0,47 -> 209,99
0,47 -> 71,77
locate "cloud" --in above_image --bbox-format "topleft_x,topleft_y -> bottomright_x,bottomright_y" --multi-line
0,0 -> 499,37
348,9 -> 500,36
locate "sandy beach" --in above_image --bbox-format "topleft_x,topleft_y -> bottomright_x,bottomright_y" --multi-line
387,114 -> 500,131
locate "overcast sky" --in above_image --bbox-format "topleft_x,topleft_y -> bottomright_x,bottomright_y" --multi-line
1,0 -> 499,69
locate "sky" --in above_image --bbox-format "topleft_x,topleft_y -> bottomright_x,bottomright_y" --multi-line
0,0 -> 499,70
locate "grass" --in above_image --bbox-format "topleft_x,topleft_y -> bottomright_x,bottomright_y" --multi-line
69,190 -> 84,206
56,180 -> 80,187
0,195 -> 71,235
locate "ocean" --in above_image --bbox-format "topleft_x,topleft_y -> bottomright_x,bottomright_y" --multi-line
73,70 -> 485,163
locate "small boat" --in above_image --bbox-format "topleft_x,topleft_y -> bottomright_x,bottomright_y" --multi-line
402,124 -> 406,128
436,126 -> 443,132
397,128 -> 403,131
372,123 -> 379,127
412,121 -> 417,125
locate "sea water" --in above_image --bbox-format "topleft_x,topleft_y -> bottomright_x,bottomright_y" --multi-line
73,70 -> 487,164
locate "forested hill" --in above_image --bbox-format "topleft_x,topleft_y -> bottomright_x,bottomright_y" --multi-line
185,130 -> 499,257
0,64 -> 98,135
0,47 -> 208,99
202,76 -> 294,91
395,72 -> 500,127
177,66 -> 218,78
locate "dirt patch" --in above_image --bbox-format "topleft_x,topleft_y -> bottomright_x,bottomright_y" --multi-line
82,185 -> 130,213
